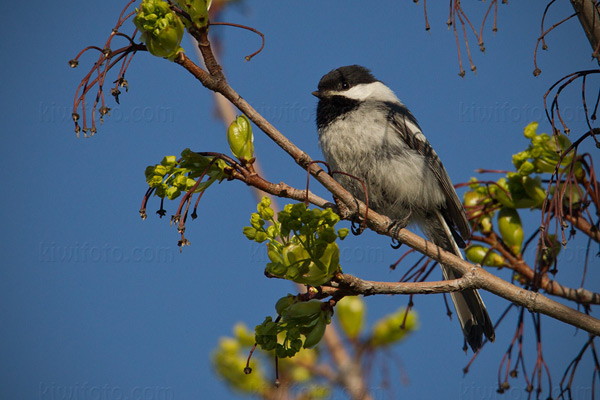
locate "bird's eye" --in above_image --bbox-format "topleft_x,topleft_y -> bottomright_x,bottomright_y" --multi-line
341,81 -> 350,90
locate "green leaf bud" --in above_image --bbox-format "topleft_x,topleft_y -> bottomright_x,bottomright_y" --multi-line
479,215 -> 493,234
145,165 -> 156,180
250,213 -> 264,229
154,164 -> 168,177
370,308 -> 418,347
148,175 -> 165,188
282,300 -> 322,321
161,155 -> 177,167
258,204 -> 274,221
275,295 -> 296,316
165,186 -> 181,200
242,226 -> 257,240
154,184 -> 167,197
497,207 -> 524,255
185,178 -> 197,190
267,245 -> 284,265
336,296 -> 365,340
522,175 -> 546,206
227,115 -> 254,161
512,150 -> 530,169
319,227 -> 337,243
465,245 -> 505,267
534,157 -> 558,174
523,122 -> 538,139
266,261 -> 287,277
266,225 -> 277,239
303,313 -> 328,349
518,161 -> 535,176
175,0 -> 211,29
290,203 -> 306,219
254,231 -> 268,243
286,266 -> 300,280
507,173 -> 540,209
337,228 -> 349,240
463,190 -> 485,208
311,208 -> 323,219
530,146 -> 542,158
489,178 -> 515,208
134,0 -> 185,60
173,174 -> 187,189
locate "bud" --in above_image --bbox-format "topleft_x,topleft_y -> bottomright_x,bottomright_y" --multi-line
370,308 -> 418,347
479,215 -> 493,234
154,164 -> 168,177
257,196 -> 273,220
165,186 -> 181,200
512,150 -> 530,170
242,226 -> 257,240
282,300 -> 322,321
161,155 -> 177,167
489,178 -> 515,208
497,207 -> 524,255
522,175 -> 546,206
533,157 -> 558,174
465,245 -> 505,267
173,174 -> 187,189
134,0 -> 185,60
175,0 -> 211,28
523,122 -> 538,139
336,296 -> 365,340
337,228 -> 349,240
517,160 -> 535,176
227,115 -> 254,162
463,190 -> 485,208
275,295 -> 296,316
145,165 -> 157,180
302,313 -> 328,349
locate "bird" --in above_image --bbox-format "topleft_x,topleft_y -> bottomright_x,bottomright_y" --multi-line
312,65 -> 495,351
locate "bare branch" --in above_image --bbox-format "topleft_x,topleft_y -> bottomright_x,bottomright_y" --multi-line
570,0 -> 600,63
323,273 -> 478,296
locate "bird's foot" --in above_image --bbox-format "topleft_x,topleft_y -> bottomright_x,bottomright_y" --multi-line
388,218 -> 409,249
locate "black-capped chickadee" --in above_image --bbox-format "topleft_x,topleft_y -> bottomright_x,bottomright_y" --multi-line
313,65 -> 495,351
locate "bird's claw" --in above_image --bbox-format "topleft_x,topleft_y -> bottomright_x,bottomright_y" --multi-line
388,218 -> 409,249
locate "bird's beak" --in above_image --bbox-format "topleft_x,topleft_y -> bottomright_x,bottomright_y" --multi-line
312,90 -> 322,98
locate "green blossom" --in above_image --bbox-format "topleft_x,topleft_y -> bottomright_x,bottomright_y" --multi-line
134,0 -> 185,60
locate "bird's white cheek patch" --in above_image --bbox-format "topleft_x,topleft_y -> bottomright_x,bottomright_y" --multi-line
331,82 -> 401,103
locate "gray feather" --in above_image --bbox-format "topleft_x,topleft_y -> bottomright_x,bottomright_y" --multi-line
423,211 -> 495,351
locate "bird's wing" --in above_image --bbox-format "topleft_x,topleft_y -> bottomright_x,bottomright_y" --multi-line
383,102 -> 471,241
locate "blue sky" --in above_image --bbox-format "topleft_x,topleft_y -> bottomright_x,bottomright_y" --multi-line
1,1 -> 598,399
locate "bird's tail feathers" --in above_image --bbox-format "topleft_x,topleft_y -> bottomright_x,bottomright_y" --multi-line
423,211 -> 495,352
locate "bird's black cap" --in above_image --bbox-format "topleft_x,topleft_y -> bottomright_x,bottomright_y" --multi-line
313,65 -> 378,97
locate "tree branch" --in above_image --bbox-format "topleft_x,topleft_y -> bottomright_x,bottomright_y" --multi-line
570,0 -> 600,63
472,234 -> 600,305
320,320 -> 373,400
323,272 -> 478,296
